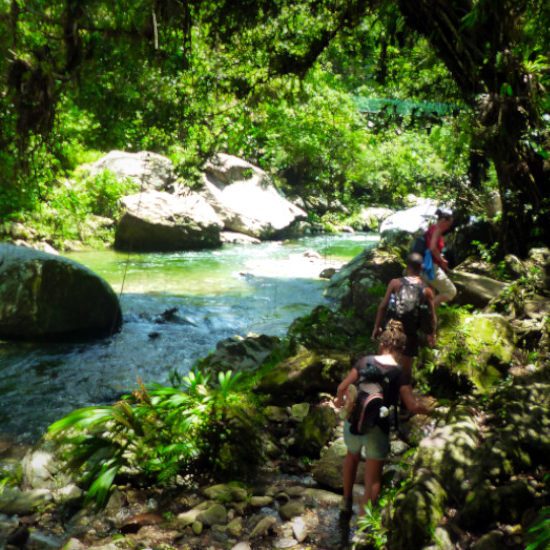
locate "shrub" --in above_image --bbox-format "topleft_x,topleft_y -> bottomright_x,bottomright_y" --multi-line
48,369 -> 264,506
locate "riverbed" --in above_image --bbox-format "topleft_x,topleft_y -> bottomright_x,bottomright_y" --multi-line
0,234 -> 378,441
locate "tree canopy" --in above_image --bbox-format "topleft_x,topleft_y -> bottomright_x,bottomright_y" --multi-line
0,0 -> 548,254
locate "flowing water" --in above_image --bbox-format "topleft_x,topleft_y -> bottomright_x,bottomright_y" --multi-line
0,234 -> 378,442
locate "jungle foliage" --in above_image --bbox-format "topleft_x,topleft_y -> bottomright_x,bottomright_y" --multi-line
0,0 -> 548,254
48,369 -> 264,506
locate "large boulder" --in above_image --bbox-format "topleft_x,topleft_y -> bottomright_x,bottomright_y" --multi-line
379,200 -> 439,237
115,191 -> 223,252
325,247 -> 403,312
418,311 -> 515,396
0,244 -> 121,340
452,270 -> 508,308
257,346 -> 350,402
311,437 -> 365,490
201,154 -> 306,239
355,206 -> 394,232
197,334 -> 284,379
84,151 -> 176,191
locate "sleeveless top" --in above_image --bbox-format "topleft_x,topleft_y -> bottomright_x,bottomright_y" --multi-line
425,224 -> 445,267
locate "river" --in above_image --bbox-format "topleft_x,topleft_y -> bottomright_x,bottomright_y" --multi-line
0,234 -> 378,441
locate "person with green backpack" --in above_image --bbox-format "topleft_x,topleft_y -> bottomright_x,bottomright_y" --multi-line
371,252 -> 437,380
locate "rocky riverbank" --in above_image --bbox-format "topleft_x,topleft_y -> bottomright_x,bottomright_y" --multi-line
1,222 -> 548,549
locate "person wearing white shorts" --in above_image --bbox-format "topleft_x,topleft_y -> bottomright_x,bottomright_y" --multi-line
424,209 -> 457,307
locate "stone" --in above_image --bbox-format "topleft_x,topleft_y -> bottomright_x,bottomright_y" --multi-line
201,153 -> 306,239
0,244 -> 122,340
311,438 -> 364,491
191,520 -> 203,535
52,484 -> 83,503
202,483 -> 248,503
380,200 -> 439,236
423,312 -> 515,394
461,480 -> 536,528
220,231 -> 261,245
199,334 -> 282,378
265,406 -> 288,423
325,246 -> 403,311
470,530 -> 505,550
14,240 -> 59,255
249,515 -> 277,538
61,538 -> 86,550
22,449 -> 56,489
319,267 -> 337,279
273,537 -> 298,548
257,346 -> 350,402
291,516 -> 308,542
196,503 -> 228,526
291,405 -> 338,457
285,486 -> 306,498
279,500 -> 305,520
0,487 -> 52,515
115,190 -> 223,252
83,151 -> 176,191
412,409 -> 480,498
227,517 -> 243,537
452,270 -> 508,308
390,471 -> 447,550
176,507 -> 203,527
355,207 -> 394,232
290,403 -> 310,421
231,543 -> 252,550
249,496 -> 273,507
27,530 -> 63,549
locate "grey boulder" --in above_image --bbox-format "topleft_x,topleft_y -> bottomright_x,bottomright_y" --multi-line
0,244 -> 121,340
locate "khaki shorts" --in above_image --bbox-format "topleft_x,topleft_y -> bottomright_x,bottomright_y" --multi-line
427,265 -> 457,300
343,421 -> 389,460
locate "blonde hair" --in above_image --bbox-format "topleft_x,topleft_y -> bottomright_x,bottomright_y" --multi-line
379,319 -> 407,354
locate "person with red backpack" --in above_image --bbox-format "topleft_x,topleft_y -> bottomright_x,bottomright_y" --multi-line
371,253 -> 437,380
335,320 -> 433,516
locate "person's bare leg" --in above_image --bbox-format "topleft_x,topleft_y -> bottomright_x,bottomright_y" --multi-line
342,451 -> 360,510
400,354 -> 414,381
359,458 -> 384,515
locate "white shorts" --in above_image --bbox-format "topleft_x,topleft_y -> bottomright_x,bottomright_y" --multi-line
428,265 -> 457,299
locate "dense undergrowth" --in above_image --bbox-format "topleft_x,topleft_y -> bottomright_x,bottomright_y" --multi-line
47,370 -> 265,507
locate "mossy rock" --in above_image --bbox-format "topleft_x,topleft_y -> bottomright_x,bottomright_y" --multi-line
411,406 -> 480,499
256,345 -> 350,402
325,246 -> 404,309
460,480 -> 536,529
197,334 -> 286,379
390,471 -> 447,550
0,244 -> 121,340
288,305 -> 372,352
290,405 -> 338,458
419,310 -> 515,396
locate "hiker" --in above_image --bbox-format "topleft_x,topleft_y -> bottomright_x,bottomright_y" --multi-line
424,208 -> 457,307
371,252 -> 437,380
335,320 -> 432,515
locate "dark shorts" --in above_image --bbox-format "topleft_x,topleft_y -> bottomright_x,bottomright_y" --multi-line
404,332 -> 419,357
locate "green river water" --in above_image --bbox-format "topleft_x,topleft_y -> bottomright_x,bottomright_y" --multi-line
0,234 -> 378,441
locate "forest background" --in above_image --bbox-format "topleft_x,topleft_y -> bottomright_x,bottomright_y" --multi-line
0,0 -> 548,255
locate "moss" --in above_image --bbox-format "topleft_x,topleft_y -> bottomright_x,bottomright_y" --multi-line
256,346 -> 350,402
391,472 -> 447,550
419,308 -> 514,395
